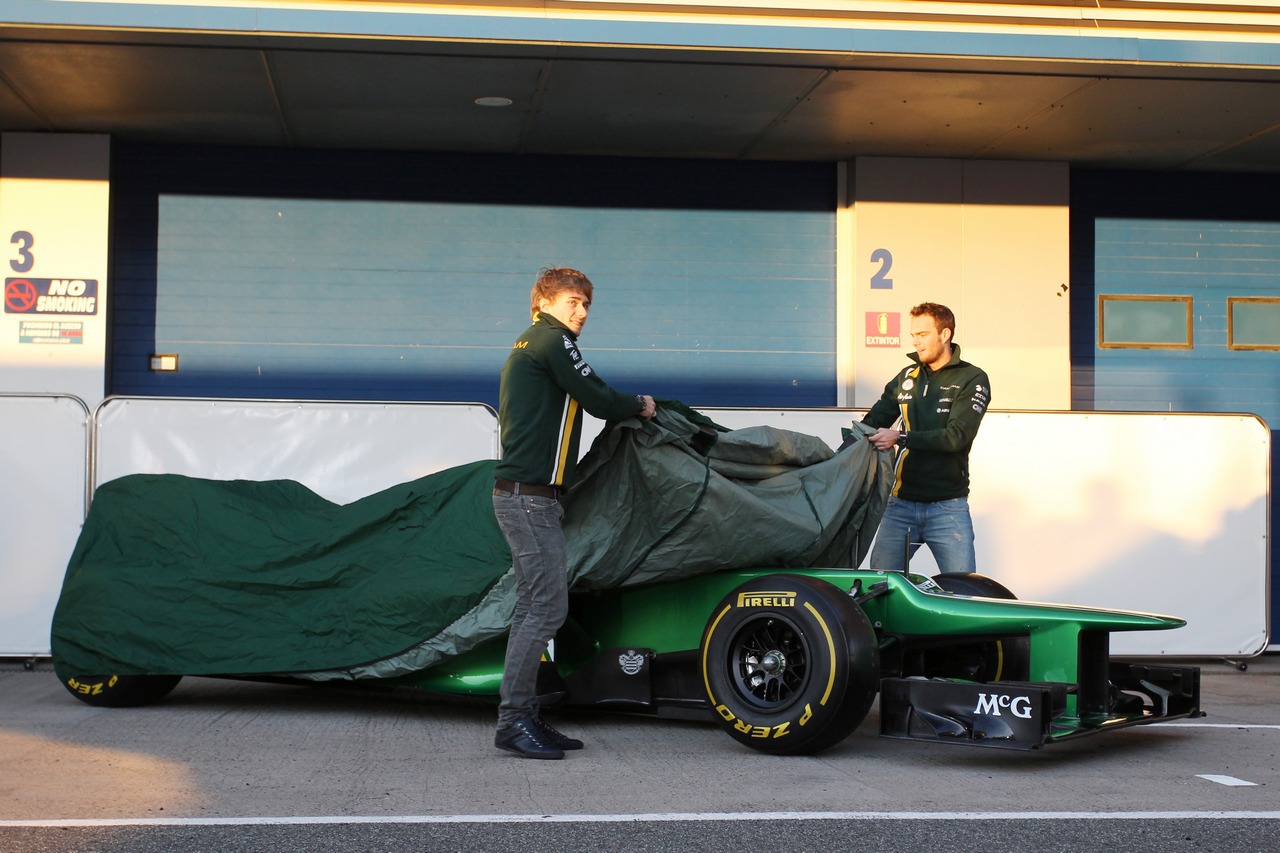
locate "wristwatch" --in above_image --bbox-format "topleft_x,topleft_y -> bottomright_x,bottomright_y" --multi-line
896,430 -> 908,448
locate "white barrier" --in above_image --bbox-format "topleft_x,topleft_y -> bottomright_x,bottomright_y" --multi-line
695,407 -> 1272,659
5,397 -> 1269,658
93,397 -> 499,505
0,394 -> 90,656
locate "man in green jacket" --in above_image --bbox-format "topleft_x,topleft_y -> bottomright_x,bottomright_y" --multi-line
492,267 -> 655,759
860,302 -> 990,574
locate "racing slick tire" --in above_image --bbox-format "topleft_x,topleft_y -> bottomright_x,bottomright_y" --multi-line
700,574 -> 879,756
927,572 -> 1030,682
54,669 -> 183,707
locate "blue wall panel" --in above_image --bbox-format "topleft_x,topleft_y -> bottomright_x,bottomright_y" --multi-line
112,144 -> 836,407
1084,215 -> 1280,421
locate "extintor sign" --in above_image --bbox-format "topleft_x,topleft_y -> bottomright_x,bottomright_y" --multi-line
865,311 -> 901,348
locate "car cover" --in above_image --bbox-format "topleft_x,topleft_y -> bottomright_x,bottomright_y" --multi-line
50,405 -> 890,680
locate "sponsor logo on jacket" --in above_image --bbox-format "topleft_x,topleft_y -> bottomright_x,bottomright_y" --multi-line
972,384 -> 990,413
563,334 -> 594,376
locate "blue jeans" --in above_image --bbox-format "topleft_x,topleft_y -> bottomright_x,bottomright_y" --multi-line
868,496 -> 977,574
492,490 -> 569,728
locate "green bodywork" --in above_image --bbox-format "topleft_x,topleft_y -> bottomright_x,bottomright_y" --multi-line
387,567 -> 1189,733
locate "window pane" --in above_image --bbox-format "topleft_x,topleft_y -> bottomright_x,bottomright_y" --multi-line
1099,296 -> 1192,349
1229,298 -> 1280,350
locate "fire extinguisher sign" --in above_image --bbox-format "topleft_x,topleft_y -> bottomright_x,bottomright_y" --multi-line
865,311 -> 901,348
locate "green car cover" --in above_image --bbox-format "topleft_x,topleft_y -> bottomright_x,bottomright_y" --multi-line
51,406 -> 890,679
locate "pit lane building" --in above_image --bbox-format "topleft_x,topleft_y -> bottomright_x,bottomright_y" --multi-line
1,2 -> 1277,645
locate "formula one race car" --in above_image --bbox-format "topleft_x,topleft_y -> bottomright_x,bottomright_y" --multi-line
51,407 -> 1200,755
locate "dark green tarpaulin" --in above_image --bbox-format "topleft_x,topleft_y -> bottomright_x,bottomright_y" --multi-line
51,407 -> 889,680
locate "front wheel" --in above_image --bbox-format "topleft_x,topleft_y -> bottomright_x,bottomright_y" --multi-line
932,572 -> 1017,601
700,575 -> 879,755
923,572 -> 1030,682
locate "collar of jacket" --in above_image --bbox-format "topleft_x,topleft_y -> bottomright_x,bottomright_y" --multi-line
532,311 -> 579,341
908,342 -> 963,372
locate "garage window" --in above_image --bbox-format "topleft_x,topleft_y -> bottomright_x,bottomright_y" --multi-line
1228,297 -> 1280,351
1098,295 -> 1193,350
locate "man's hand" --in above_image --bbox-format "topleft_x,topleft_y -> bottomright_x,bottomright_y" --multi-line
637,395 -> 657,419
870,427 -> 901,451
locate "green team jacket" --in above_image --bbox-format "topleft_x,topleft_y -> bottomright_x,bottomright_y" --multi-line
861,343 -> 991,502
495,312 -> 643,488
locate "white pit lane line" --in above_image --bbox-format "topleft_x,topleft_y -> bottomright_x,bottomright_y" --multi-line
6,812 -> 1280,828
1197,775 -> 1260,787
1159,722 -> 1280,729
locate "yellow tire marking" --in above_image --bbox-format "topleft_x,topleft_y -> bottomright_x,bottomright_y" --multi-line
803,601 -> 837,705
701,603 -> 733,699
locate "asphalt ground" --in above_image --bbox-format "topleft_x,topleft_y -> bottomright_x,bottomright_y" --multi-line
2,655 -> 1278,852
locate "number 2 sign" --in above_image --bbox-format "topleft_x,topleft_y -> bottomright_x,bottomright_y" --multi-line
870,248 -> 893,289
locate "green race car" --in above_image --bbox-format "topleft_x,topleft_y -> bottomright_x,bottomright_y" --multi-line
52,407 -> 1200,755
373,567 -> 1199,754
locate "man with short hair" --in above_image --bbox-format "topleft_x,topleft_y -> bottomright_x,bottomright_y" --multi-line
492,267 -> 655,759
859,302 -> 990,574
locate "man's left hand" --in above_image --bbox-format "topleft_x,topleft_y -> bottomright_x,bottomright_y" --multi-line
870,427 -> 901,451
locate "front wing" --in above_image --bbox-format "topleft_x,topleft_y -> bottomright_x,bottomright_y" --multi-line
880,661 -> 1201,749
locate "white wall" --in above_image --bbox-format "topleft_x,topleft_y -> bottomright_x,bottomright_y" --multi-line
0,133 -> 110,409
0,394 -> 89,655
4,399 -> 1268,658
846,157 -> 1071,411
94,397 -> 500,505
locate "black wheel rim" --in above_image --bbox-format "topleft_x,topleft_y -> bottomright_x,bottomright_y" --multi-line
726,615 -> 809,710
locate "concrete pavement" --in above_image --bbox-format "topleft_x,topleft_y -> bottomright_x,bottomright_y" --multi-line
2,655 -> 1277,850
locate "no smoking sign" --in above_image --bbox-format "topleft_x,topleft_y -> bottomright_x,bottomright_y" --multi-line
4,278 -> 37,312
4,277 -> 98,314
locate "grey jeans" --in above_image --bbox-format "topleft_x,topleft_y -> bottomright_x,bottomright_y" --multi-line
492,490 -> 570,728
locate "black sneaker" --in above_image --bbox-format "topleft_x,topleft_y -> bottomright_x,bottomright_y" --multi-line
495,716 -> 564,760
535,715 -> 584,750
